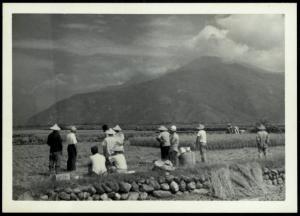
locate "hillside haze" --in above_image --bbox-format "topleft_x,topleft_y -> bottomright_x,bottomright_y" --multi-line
27,56 -> 284,126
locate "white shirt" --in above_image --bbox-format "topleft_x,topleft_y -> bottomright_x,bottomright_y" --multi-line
109,154 -> 127,170
197,130 -> 207,144
89,153 -> 107,175
102,136 -> 118,157
66,132 -> 77,144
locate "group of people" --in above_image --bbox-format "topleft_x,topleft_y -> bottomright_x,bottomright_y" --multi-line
47,124 -> 128,176
46,122 -> 270,175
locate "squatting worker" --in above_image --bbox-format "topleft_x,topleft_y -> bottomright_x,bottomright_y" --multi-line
156,125 -> 171,160
102,128 -> 117,166
66,126 -> 78,171
47,123 -> 63,174
256,124 -> 270,159
195,124 -> 207,162
88,146 -> 107,176
169,125 -> 179,166
112,125 -> 125,153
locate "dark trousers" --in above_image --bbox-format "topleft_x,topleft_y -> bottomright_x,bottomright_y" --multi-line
161,146 -> 170,160
67,144 -> 77,171
169,150 -> 179,166
49,151 -> 62,173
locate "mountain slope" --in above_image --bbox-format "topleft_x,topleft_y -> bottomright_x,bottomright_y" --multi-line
27,56 -> 285,125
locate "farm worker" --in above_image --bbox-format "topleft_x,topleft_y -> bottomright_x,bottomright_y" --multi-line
234,126 -> 240,134
102,128 -> 117,164
47,123 -> 63,174
156,125 -> 171,160
226,123 -> 233,134
195,124 -> 207,162
112,125 -> 125,153
109,152 -> 128,173
88,146 -> 107,176
102,124 -> 109,137
256,124 -> 270,159
66,126 -> 78,171
169,125 -> 179,166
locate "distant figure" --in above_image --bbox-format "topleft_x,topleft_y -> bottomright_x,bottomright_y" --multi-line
195,124 -> 207,162
102,128 -> 117,161
66,126 -> 78,171
88,146 -> 107,176
226,123 -> 234,134
47,124 -> 63,174
234,126 -> 240,134
169,125 -> 179,166
156,125 -> 171,160
102,124 -> 109,137
256,124 -> 270,159
112,125 -> 125,153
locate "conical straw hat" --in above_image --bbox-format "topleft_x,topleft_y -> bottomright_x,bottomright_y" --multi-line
196,124 -> 205,130
158,125 -> 168,131
50,123 -> 61,131
113,125 -> 122,131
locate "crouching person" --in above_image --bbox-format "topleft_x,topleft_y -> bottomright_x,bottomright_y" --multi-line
88,146 -> 107,176
108,151 -> 128,173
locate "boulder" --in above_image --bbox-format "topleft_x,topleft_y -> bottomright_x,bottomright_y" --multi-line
140,184 -> 154,193
176,191 -> 183,196
78,192 -> 84,200
119,182 -> 132,193
87,186 -> 97,195
187,182 -> 196,190
192,189 -> 209,195
107,192 -> 116,199
83,192 -> 91,200
72,187 -> 81,194
131,181 -> 139,192
160,183 -> 170,191
263,167 -> 270,174
271,169 -> 279,175
64,187 -> 73,194
40,195 -> 48,200
173,177 -> 180,184
199,174 -> 206,183
108,182 -> 120,192
138,192 -> 148,200
114,193 -> 121,200
149,179 -> 161,190
196,181 -> 203,189
54,187 -> 64,193
138,178 -> 146,184
170,181 -> 179,193
165,175 -> 175,183
120,193 -> 129,200
179,181 -> 186,192
102,183 -> 113,193
94,184 -> 105,195
158,177 -> 166,184
100,193 -> 109,201
59,192 -> 71,200
70,193 -> 78,200
87,197 -> 93,201
152,190 -> 172,198
278,178 -> 284,185
128,192 -> 139,200
266,180 -> 273,185
184,176 -> 192,183
92,194 -> 100,200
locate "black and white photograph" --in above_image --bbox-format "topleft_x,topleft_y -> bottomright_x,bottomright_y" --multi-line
2,3 -> 297,213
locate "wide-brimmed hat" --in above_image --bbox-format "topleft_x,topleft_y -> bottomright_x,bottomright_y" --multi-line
113,125 -> 122,131
196,124 -> 205,130
70,126 -> 77,132
170,125 -> 177,131
158,125 -> 168,131
50,124 -> 61,131
257,125 -> 266,130
105,128 -> 116,135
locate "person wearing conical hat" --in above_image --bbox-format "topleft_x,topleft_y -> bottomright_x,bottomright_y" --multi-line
102,128 -> 118,160
169,125 -> 179,166
256,124 -> 270,159
195,124 -> 207,162
112,125 -> 125,153
66,126 -> 78,171
156,125 -> 171,160
47,123 -> 63,174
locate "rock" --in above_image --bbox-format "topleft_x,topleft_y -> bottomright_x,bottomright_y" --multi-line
281,174 -> 285,180
78,192 -> 84,200
72,187 -> 81,194
114,193 -> 121,200
263,167 -> 270,174
149,179 -> 160,190
271,169 -> 279,175
272,180 -> 278,185
165,171 -> 170,176
278,178 -> 284,185
138,178 -> 146,184
187,182 -> 196,190
102,183 -> 113,193
152,190 -> 172,198
170,181 -> 179,193
263,175 -> 270,180
59,192 -> 71,200
128,192 -> 139,200
202,181 -> 211,189
40,195 -> 48,200
94,184 -> 105,195
179,181 -> 186,192
192,189 -> 209,195
54,187 -> 64,193
196,181 -> 203,189
183,191 -> 189,195
166,175 -> 174,183
64,187 -> 73,194
107,192 -> 116,199
92,194 -> 100,200
100,193 -> 109,200
277,167 -> 285,174
158,177 -> 166,184
266,180 -> 273,185
184,176 -> 192,183
47,191 -> 57,200
140,184 -> 154,193
160,183 -> 170,191
131,181 -> 139,192
79,185 -> 90,192
70,193 -> 78,200
173,177 -> 180,184
87,186 -> 97,195
107,182 -> 119,192
83,192 -> 91,200
199,174 -> 206,183
87,197 -> 93,201
138,192 -> 148,200
119,182 -> 132,193
120,193 -> 129,200
176,191 -> 183,196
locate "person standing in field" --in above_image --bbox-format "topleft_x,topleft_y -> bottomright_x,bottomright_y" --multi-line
66,126 -> 78,171
87,146 -> 107,176
195,124 -> 207,162
102,128 -> 117,160
47,123 -> 63,174
102,124 -> 109,137
112,125 -> 125,153
256,124 -> 270,159
156,125 -> 171,160
169,125 -> 179,166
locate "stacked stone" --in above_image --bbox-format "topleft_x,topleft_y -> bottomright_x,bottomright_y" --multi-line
37,173 -> 211,201
263,167 -> 285,186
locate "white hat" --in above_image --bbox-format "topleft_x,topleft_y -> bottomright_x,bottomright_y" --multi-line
158,125 -> 168,131
50,124 -> 61,131
196,124 -> 205,130
70,126 -> 77,132
170,125 -> 177,131
105,128 -> 116,135
113,125 -> 122,131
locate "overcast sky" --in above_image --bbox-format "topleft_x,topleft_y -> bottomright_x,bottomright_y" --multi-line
13,14 -> 284,112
